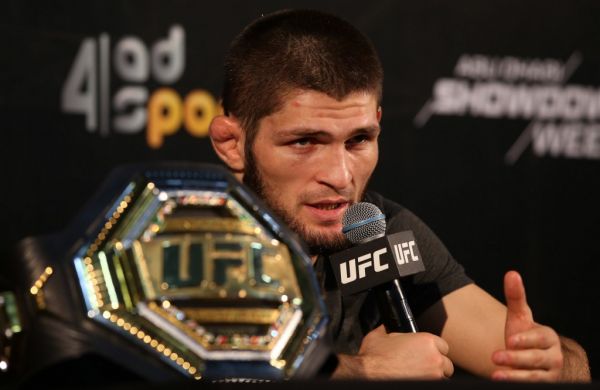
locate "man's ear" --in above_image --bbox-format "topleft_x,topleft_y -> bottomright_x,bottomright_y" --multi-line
209,115 -> 245,173
377,106 -> 382,122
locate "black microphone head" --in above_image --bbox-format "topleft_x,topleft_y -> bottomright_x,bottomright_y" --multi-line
342,202 -> 386,244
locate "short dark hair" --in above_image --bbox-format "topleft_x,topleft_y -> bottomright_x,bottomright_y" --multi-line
221,9 -> 383,143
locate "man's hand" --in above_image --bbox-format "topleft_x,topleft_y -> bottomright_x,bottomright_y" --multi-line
333,325 -> 454,380
491,270 -> 564,381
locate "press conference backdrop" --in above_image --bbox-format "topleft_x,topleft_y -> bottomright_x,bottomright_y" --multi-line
1,0 -> 599,380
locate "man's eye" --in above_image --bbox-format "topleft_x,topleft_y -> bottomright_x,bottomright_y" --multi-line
292,138 -> 312,146
347,135 -> 370,146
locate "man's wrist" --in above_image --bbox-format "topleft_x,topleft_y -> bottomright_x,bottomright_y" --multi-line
559,336 -> 591,382
331,353 -> 365,379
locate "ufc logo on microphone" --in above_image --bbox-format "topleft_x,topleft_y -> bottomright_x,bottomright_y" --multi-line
392,240 -> 420,265
340,248 -> 389,284
330,230 -> 425,296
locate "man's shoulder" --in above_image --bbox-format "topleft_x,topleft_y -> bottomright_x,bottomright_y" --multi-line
363,190 -> 423,232
363,190 -> 405,217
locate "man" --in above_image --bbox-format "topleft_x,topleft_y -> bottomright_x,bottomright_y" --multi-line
209,9 -> 590,382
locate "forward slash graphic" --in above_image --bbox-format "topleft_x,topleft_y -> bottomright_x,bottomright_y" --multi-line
504,51 -> 583,165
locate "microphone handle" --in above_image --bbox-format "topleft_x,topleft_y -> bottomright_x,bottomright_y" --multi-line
375,279 -> 418,333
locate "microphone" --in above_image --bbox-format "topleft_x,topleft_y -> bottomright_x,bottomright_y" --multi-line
330,202 -> 423,333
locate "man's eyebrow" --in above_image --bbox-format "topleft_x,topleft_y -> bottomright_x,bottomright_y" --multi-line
350,126 -> 381,136
278,128 -> 330,137
275,126 -> 381,137
273,128 -> 342,138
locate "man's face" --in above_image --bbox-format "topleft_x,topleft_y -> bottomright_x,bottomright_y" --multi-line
244,90 -> 381,255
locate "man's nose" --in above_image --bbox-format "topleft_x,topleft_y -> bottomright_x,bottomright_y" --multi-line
315,146 -> 352,190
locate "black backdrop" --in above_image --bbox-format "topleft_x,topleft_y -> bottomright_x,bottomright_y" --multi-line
1,0 -> 600,380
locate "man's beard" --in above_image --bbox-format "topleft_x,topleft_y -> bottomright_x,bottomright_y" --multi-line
243,151 -> 352,256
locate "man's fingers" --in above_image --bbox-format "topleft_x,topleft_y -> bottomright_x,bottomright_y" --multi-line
443,356 -> 454,378
433,335 -> 450,356
504,270 -> 534,336
372,325 -> 450,356
504,270 -> 529,315
492,348 -> 563,370
505,326 -> 560,350
492,368 -> 560,382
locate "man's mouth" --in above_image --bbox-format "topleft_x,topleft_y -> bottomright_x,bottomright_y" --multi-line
312,203 -> 344,210
305,200 -> 349,222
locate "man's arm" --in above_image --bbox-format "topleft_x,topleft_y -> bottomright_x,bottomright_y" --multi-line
418,283 -> 507,377
560,335 -> 591,382
331,325 -> 454,380
329,271 -> 590,381
419,271 -> 591,382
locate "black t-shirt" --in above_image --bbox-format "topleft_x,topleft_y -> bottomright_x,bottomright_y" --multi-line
314,191 -> 473,354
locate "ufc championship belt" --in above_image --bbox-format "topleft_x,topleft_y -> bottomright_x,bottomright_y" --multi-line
1,162 -> 330,384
